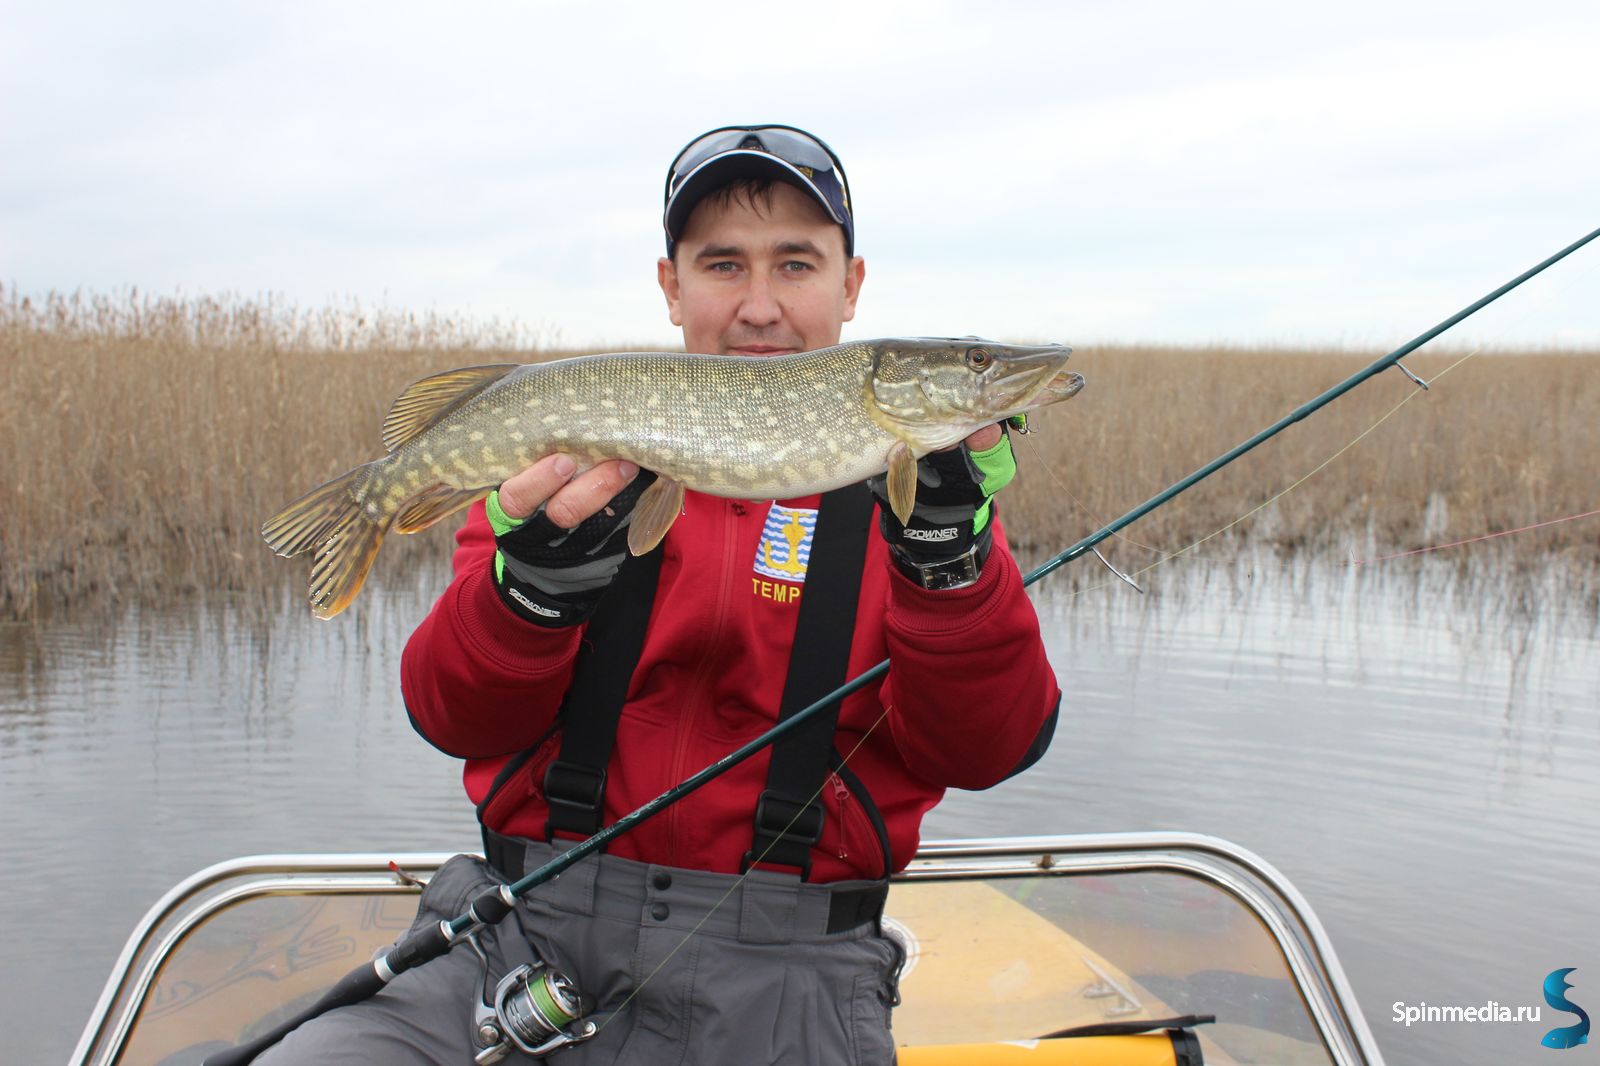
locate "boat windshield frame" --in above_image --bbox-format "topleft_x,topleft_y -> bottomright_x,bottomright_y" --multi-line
71,831 -> 1386,1066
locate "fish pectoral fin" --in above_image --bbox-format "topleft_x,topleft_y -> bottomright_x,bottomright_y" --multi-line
627,476 -> 685,556
886,441 -> 919,525
381,364 -> 521,452
394,484 -> 490,534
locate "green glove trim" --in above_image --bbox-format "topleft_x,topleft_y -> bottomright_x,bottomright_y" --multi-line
488,490 -> 526,586
486,490 -> 525,537
970,434 -> 1017,497
968,431 -> 1016,536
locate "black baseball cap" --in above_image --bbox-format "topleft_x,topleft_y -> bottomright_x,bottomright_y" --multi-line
663,124 -> 854,258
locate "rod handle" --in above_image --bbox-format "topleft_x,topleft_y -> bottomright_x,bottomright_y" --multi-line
201,963 -> 386,1066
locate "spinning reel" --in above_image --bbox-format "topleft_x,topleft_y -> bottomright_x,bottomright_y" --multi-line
468,935 -> 597,1063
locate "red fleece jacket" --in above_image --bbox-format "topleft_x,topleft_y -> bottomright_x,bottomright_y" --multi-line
402,491 -> 1059,882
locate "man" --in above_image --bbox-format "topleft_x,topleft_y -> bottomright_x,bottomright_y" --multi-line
264,125 -> 1059,1064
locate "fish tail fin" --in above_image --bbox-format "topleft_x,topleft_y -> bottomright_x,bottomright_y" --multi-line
263,472 -> 360,558
262,464 -> 390,619
306,505 -> 390,619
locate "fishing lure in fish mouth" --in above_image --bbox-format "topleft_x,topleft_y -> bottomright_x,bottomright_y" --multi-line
261,337 -> 1081,619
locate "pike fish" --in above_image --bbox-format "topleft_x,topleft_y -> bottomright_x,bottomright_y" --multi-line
263,337 -> 1083,618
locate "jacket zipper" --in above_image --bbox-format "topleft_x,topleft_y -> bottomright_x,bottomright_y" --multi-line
830,772 -> 851,862
664,499 -> 739,859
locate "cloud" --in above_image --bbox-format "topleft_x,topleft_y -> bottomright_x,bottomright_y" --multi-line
3,1 -> 1596,348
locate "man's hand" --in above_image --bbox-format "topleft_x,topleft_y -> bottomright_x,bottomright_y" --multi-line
961,423 -> 1003,452
488,455 -> 654,627
498,455 -> 642,528
869,421 -> 1017,590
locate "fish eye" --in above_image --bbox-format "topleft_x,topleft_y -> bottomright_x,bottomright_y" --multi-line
965,346 -> 993,371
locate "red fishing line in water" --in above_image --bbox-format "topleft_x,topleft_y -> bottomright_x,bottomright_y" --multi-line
1350,507 -> 1600,566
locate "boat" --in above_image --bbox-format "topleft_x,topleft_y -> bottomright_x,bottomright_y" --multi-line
72,833 -> 1385,1065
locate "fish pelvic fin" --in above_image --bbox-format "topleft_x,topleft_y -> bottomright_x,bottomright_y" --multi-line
381,364 -> 520,451
394,484 -> 491,535
262,464 -> 390,619
627,476 -> 685,556
886,441 -> 919,525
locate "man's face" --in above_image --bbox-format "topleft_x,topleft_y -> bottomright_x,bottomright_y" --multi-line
658,181 -> 865,357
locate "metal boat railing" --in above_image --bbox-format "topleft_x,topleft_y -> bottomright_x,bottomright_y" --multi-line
72,833 -> 1386,1066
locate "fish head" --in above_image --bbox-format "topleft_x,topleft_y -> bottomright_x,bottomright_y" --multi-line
865,337 -> 1082,451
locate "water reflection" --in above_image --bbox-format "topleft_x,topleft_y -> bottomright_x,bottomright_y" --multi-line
3,559 -> 1598,1065
0,569 -> 481,1066
930,556 -> 1600,1065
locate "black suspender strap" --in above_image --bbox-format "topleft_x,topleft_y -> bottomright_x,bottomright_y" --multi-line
745,483 -> 875,879
540,545 -> 663,840
482,488 -> 876,874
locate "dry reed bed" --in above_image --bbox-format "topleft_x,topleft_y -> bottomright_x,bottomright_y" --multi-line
1005,344 -> 1599,579
3,291 -> 1596,620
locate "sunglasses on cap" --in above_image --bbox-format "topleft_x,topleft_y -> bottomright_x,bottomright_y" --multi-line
662,126 -> 856,260
664,124 -> 853,211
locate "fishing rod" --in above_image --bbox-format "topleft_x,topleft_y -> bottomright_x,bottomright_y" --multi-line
206,223 -> 1598,1066
1028,223 -> 1600,587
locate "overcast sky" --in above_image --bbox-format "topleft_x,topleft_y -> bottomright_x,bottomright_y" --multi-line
4,1 -> 1596,350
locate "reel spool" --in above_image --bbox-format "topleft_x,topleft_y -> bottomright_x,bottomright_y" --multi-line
471,946 -> 597,1063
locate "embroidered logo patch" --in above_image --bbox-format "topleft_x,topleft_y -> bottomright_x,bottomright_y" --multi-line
753,505 -> 817,583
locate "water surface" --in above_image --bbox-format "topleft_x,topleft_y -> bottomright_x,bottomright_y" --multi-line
2,560 -> 1596,1065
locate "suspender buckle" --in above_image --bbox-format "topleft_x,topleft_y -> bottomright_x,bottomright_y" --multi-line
543,761 -> 607,836
743,790 -> 826,878
754,791 -> 827,844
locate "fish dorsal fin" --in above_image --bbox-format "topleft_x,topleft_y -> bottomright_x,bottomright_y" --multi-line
381,364 -> 520,451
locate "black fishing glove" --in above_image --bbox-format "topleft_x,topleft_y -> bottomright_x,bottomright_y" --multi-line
867,426 -> 1017,591
486,471 -> 657,627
